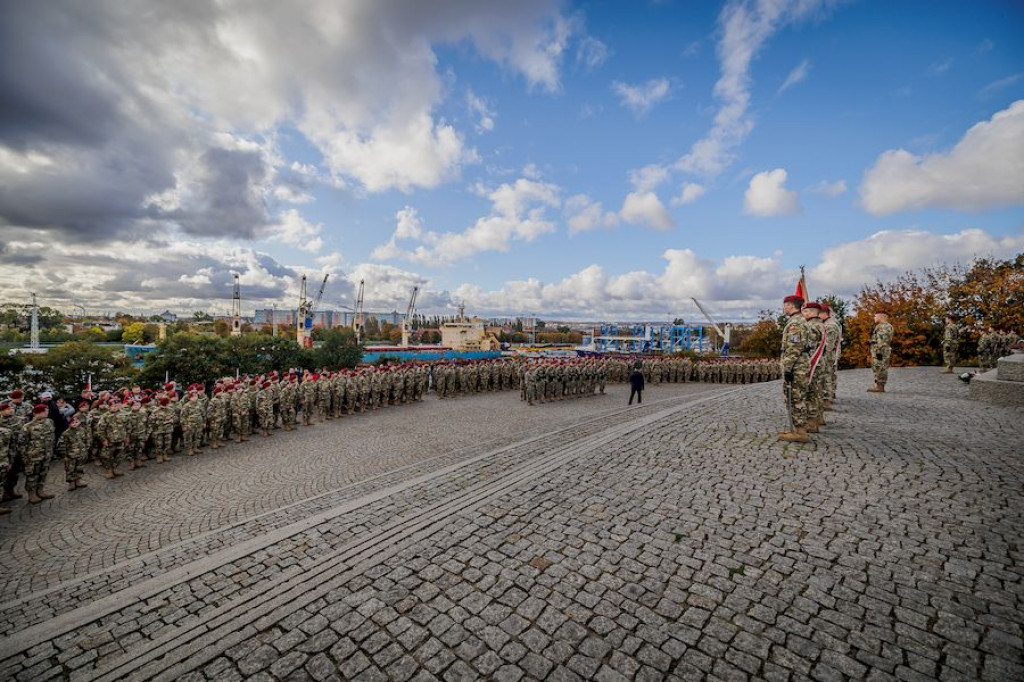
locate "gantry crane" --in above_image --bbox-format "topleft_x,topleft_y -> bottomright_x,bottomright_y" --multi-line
691,297 -> 731,356
352,279 -> 366,342
400,285 -> 419,347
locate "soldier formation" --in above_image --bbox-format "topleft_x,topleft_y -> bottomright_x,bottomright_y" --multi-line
777,296 -> 845,444
977,328 -> 1020,371
521,356 -> 781,406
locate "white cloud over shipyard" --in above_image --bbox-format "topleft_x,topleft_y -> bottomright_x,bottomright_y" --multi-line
744,169 -> 801,217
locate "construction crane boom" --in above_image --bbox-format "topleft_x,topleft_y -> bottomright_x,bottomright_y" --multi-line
310,274 -> 329,317
353,279 -> 366,341
401,285 -> 419,346
691,297 -> 732,356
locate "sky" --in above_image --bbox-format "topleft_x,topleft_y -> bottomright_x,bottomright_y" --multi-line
1,0 -> 1023,322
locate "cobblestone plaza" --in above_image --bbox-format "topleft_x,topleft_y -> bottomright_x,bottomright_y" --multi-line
0,368 -> 1021,681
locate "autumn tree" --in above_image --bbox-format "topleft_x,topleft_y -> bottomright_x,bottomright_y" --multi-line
845,271 -> 943,368
737,310 -> 783,358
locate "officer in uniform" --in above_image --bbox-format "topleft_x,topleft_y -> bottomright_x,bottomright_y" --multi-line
941,315 -> 959,374
779,295 -> 813,443
868,309 -> 895,393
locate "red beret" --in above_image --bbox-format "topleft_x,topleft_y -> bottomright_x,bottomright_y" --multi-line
0,402 -> 9,411
77,400 -> 90,409
140,397 -> 151,405
10,390 -> 23,400
32,404 -> 48,414
804,302 -> 822,310
159,397 -> 170,406
262,381 -> 271,388
164,383 -> 175,391
783,295 -> 804,305
820,303 -> 832,312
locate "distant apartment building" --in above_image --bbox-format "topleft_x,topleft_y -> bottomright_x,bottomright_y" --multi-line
252,309 -> 406,329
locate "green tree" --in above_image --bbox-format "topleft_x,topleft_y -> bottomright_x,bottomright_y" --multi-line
122,322 -> 147,344
43,342 -> 136,395
313,328 -> 363,369
139,333 -> 228,387
738,310 -> 783,358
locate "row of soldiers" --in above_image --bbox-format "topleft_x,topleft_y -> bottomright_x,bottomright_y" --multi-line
520,357 -> 782,406
778,297 -> 847,443
941,320 -> 1020,373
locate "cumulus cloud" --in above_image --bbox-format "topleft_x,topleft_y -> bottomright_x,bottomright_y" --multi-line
565,195 -> 619,234
676,0 -> 838,177
620,192 -> 674,231
612,78 -> 671,117
671,183 -> 707,206
778,59 -> 811,93
371,178 -> 561,266
272,209 -> 324,253
811,228 -> 1024,294
0,231 -> 301,313
744,168 -> 801,216
0,0 -> 585,245
860,100 -> 1024,215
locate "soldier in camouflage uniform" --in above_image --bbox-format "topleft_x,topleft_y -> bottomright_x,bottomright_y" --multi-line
301,374 -> 318,425
232,382 -> 253,439
208,387 -> 229,447
97,399 -> 131,478
57,413 -> 90,491
126,399 -> 150,469
256,382 -> 275,436
281,376 -> 299,429
802,303 -> 827,433
24,404 -> 56,502
150,397 -> 176,462
819,304 -> 842,410
867,309 -> 895,393
941,316 -> 959,374
779,295 -> 814,443
0,402 -> 14,514
181,391 -> 206,455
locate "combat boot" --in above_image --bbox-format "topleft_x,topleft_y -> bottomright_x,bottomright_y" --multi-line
943,368 -> 953,374
38,490 -> 54,499
103,468 -> 117,479
866,383 -> 884,393
0,506 -> 11,515
823,400 -> 833,411
805,419 -> 819,433
777,427 -> 809,443
27,491 -> 42,504
67,482 -> 76,492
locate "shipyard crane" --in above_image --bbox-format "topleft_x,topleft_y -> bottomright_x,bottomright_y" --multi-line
691,297 -> 731,356
352,279 -> 366,342
400,285 -> 419,347
230,274 -> 242,337
296,274 -> 329,348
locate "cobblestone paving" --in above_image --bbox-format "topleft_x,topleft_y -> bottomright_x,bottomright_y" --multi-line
2,368 -> 1023,681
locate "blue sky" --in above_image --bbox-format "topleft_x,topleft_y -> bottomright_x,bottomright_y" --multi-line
1,0 -> 1023,320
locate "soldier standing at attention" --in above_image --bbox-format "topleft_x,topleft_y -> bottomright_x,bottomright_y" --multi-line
23,404 -> 56,503
779,295 -> 812,443
941,315 -> 959,374
819,304 -> 842,411
0,402 -> 13,514
867,309 -> 895,393
802,302 -> 827,433
57,414 -> 89,491
97,398 -> 130,478
256,382 -> 274,437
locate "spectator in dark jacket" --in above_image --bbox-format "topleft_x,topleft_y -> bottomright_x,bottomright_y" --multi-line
628,368 -> 645,405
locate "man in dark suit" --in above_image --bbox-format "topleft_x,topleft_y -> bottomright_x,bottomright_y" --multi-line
628,366 -> 645,405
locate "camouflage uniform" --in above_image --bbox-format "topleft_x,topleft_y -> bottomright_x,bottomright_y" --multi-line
281,381 -> 299,429
126,404 -> 150,467
150,404 -> 176,461
232,388 -> 253,439
181,396 -> 206,454
208,391 -> 229,447
23,415 -> 55,496
942,322 -> 959,372
869,320 -> 895,388
301,378 -> 318,425
780,312 -> 813,432
57,421 -> 89,487
255,386 -> 274,435
97,407 -> 130,474
806,316 -> 827,428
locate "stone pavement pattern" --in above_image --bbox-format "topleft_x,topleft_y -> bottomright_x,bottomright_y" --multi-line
1,368 -> 1022,681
